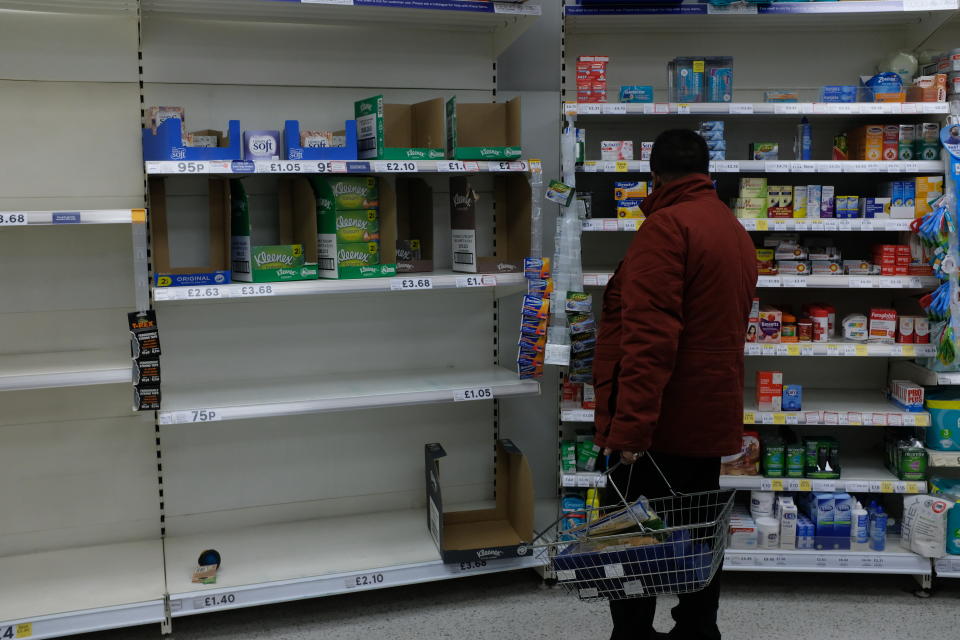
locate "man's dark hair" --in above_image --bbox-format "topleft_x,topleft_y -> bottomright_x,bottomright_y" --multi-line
649,129 -> 709,181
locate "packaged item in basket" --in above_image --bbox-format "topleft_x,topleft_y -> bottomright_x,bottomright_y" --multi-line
583,496 -> 665,537
565,292 -> 593,314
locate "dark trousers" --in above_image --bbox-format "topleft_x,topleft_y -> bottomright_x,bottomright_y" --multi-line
604,452 -> 722,640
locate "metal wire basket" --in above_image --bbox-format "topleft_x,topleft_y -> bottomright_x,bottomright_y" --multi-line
536,455 -> 736,602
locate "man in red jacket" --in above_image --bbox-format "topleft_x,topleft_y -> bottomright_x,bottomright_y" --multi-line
593,129 -> 757,640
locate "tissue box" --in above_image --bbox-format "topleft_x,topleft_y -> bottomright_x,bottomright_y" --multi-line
243,130 -> 281,160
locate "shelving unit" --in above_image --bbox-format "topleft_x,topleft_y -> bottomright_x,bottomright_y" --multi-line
724,536 -> 931,576
579,159 -> 944,173
583,272 -> 940,289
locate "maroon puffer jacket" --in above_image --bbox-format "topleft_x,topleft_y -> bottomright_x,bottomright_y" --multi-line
593,173 -> 757,457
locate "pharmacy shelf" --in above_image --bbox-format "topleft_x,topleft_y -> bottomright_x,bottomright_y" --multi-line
925,448 -> 960,467
724,536 -> 931,575
560,471 -> 606,488
583,217 -> 916,233
0,209 -> 144,227
562,389 -> 929,427
891,361 -> 960,386
721,458 -> 927,494
745,341 -> 936,358
583,272 -> 939,290
935,556 -> 960,577
158,366 -> 539,424
153,271 -> 524,302
164,508 -> 544,617
0,0 -> 138,15
566,101 -> 950,117
145,159 -> 537,176
0,540 -> 165,639
0,351 -> 131,392
578,159 -> 943,174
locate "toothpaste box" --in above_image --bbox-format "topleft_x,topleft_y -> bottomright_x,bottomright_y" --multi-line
832,493 -> 853,537
601,140 -> 634,161
615,181 -> 648,200
756,370 -> 783,411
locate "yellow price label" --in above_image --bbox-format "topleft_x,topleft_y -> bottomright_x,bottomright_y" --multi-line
770,479 -> 784,491
880,481 -> 894,493
855,345 -> 868,356
918,414 -> 930,426
615,161 -> 629,172
906,482 -> 922,493
786,344 -> 800,356
131,208 -> 147,224
16,623 -> 32,638
755,220 -> 769,231
902,345 -> 916,357
773,413 -> 786,424
798,479 -> 812,492
156,276 -> 172,287
693,60 -> 705,72
563,102 -> 577,116
743,411 -> 756,424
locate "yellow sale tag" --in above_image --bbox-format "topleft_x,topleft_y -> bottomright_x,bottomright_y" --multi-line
770,479 -> 784,491
902,345 -> 916,356
906,482 -> 922,493
881,481 -> 894,493
16,623 -> 32,638
131,208 -> 147,224
743,411 -> 756,424
918,414 -> 930,426
786,344 -> 800,356
693,60 -> 705,73
773,413 -> 786,424
798,479 -> 812,492
755,220 -> 769,231
855,345 -> 868,356
615,161 -> 629,172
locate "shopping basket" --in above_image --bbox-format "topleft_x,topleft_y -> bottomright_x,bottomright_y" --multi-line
535,454 -> 735,602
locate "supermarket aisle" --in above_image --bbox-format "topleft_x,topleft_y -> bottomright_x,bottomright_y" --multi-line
85,570 -> 958,640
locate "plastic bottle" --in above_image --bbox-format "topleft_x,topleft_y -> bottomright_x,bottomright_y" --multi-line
870,506 -> 888,551
795,117 -> 813,161
853,501 -> 869,549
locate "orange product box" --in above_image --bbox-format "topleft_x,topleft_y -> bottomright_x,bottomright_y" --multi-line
848,125 -> 884,161
874,91 -> 906,103
869,308 -> 897,343
756,371 -> 783,412
907,74 -> 947,102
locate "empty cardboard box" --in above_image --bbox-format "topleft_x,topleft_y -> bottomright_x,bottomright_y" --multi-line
446,96 -> 522,160
425,439 -> 534,563
355,95 -> 445,160
396,177 -> 434,273
450,174 -> 530,274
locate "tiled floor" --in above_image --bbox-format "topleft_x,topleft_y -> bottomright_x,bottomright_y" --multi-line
83,570 -> 959,639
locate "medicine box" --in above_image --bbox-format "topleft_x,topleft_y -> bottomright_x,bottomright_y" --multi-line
750,142 -> 779,161
426,440 -> 533,563
848,125 -> 883,161
756,371 -> 783,411
767,186 -> 793,218
617,198 -> 645,218
619,85 -> 654,103
615,181 -> 648,200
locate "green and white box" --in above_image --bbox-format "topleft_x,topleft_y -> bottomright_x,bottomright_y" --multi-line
446,96 -> 522,160
311,176 -> 379,212
355,95 -> 445,161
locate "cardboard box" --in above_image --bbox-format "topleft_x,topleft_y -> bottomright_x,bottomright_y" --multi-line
450,175 -> 530,274
425,440 -> 533,563
395,177 -> 434,274
882,125 -> 899,161
143,118 -> 241,162
767,186 -> 793,218
916,176 -> 944,217
230,179 -> 319,282
848,125 -> 883,161
149,177 -> 231,287
446,97 -> 522,160
907,74 -> 947,102
356,96 -> 445,160
756,371 -> 783,412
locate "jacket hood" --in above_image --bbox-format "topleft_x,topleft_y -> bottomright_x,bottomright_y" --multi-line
642,173 -> 716,216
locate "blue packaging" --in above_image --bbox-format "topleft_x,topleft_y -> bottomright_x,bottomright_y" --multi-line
782,385 -> 803,411
704,139 -> 726,151
870,507 -> 888,551
699,120 -> 725,132
833,493 -> 853,537
708,68 -> 733,103
927,393 -> 960,451
708,150 -> 726,160
903,180 -> 916,208
796,117 -> 812,161
670,58 -> 703,103
854,507 -> 869,544
619,85 -> 654,103
821,85 -> 858,103
698,129 -> 725,142
812,493 -> 835,536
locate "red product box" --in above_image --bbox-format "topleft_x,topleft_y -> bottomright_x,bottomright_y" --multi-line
882,125 -> 899,161
869,308 -> 897,343
897,316 -> 915,343
562,381 -> 582,403
895,265 -> 908,275
756,371 -> 783,412
582,383 -> 596,410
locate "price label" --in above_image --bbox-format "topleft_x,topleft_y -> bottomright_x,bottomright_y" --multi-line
886,163 -> 903,173
871,413 -> 888,426
798,479 -> 812,491
902,413 -> 917,426
841,344 -> 857,356
855,345 -> 868,357
715,161 -> 740,173
782,276 -> 807,288
755,220 -> 769,231
761,412 -> 774,424
822,220 -> 839,231
454,386 -> 494,402
805,411 -> 821,424
488,161 -> 512,172
261,161 -> 303,173
0,624 -> 32,639
901,344 -> 916,357
186,287 -> 223,299
907,277 -> 925,289
903,0 -> 959,10
849,162 -> 871,173
602,103 -> 627,115
457,560 -> 489,572
824,162 -> 843,173
375,161 -> 417,172
773,413 -> 787,425
861,220 -> 875,230
880,481 -> 895,493
654,103 -> 670,114
730,103 -> 754,114
834,103 -> 857,114
850,277 -> 875,289
391,277 -> 433,291
823,411 -> 839,425
578,103 -> 602,115
761,344 -> 776,356
774,103 -> 801,115
677,103 -> 691,115
838,219 -> 853,231
311,161 -> 333,173
888,413 -> 903,426
232,284 -> 275,298
861,103 -> 887,114
456,275 -> 494,288
771,221 -> 788,231
767,161 -> 790,173
757,276 -> 781,287
795,221 -> 810,231
826,344 -> 841,357
193,593 -> 238,610
847,411 -> 863,425
743,411 -> 756,424
544,343 -> 571,366
866,162 -> 883,173
741,219 -> 756,231
800,345 -> 815,357
906,481 -> 923,493
176,161 -> 206,173
800,162 -> 817,173
442,161 -> 467,172
615,161 -> 629,172
620,219 -> 640,231
846,480 -> 871,493
812,480 -> 837,492
775,345 -> 789,356
726,553 -> 756,567
0,213 -> 27,226
757,554 -> 789,567
347,572 -> 386,589
761,479 -> 784,491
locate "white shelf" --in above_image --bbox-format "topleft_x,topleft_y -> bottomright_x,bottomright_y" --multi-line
745,341 -> 936,359
935,556 -> 960,578
0,540 -> 165,638
145,159 -> 538,176
891,361 -> 960,386
567,101 -> 950,117
0,351 -> 131,392
722,457 -> 927,494
925,448 -> 960,467
578,159 -> 943,174
0,209 -> 143,227
0,1 -> 138,15
560,471 -> 606,488
724,537 -> 930,575
158,366 -> 539,424
561,389 -> 928,427
583,217 -> 915,233
153,271 -> 523,302
165,508 -> 544,617
583,272 -> 938,290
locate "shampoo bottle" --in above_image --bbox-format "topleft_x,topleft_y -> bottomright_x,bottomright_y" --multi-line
853,501 -> 869,549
